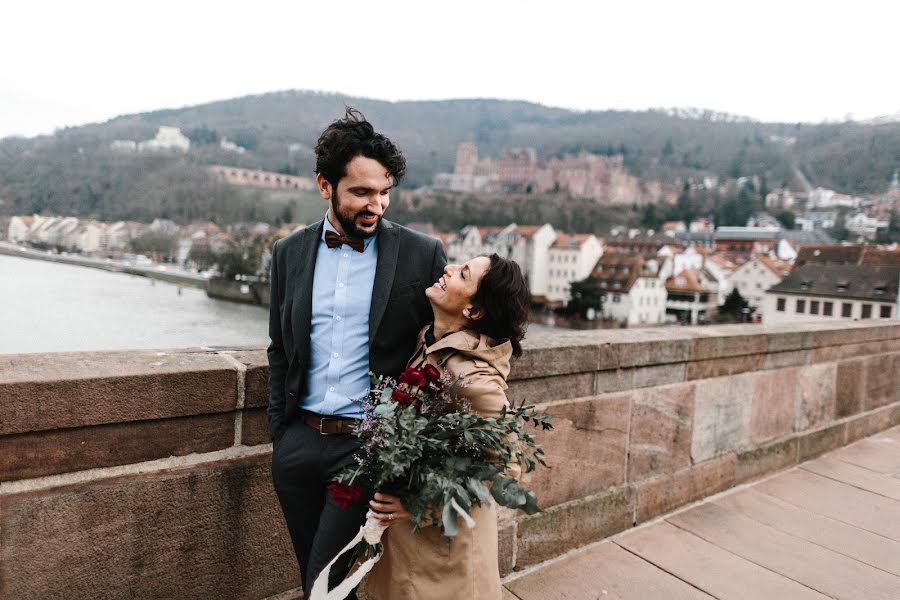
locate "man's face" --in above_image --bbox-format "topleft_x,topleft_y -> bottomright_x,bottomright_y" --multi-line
317,155 -> 393,239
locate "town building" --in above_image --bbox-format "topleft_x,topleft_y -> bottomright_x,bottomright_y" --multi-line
665,268 -> 719,324
591,254 -> 667,326
764,246 -> 900,324
138,126 -> 190,153
729,254 -> 791,320
545,233 -> 604,304
208,166 -> 315,190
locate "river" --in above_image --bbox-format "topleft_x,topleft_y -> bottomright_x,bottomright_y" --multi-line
0,254 -> 270,354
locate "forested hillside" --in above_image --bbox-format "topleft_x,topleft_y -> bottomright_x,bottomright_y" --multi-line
1,90 -> 897,224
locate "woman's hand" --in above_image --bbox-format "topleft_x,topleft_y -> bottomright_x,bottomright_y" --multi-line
368,492 -> 412,528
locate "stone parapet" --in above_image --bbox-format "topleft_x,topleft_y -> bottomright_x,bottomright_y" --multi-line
1,321 -> 898,597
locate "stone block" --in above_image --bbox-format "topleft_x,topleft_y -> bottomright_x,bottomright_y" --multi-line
241,408 -> 272,446
795,363 -> 837,431
810,340 -> 892,363
846,407 -> 894,444
635,454 -> 736,523
835,359 -> 865,417
863,354 -> 899,410
594,364 -> 686,395
690,331 -> 768,361
809,323 -> 900,348
686,353 -> 765,380
527,394 -> 630,508
691,375 -> 752,462
0,413 -> 236,481
0,454 -> 299,600
616,334 -> 691,368
631,363 -> 687,389
497,519 -> 517,577
764,350 -> 810,370
0,350 -> 239,435
750,369 -> 798,444
512,340 -> 604,380
628,383 -> 694,482
766,331 -> 810,353
798,424 -> 847,462
735,438 -> 798,483
515,487 -> 634,568
506,372 -> 594,405
231,349 -> 270,408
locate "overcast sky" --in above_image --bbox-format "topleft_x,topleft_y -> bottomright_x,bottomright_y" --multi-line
2,0 -> 898,139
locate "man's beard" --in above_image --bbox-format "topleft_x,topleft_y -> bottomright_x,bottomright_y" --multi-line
331,191 -> 381,239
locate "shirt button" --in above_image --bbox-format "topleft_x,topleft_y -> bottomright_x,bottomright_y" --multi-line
329,386 -> 335,392
334,315 -> 342,321
338,282 -> 345,288
333,352 -> 340,358
342,253 -> 349,258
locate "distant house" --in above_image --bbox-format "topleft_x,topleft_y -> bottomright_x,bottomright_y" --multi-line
666,268 -> 718,325
764,246 -> 900,324
138,126 -> 190,153
592,253 -> 667,326
545,233 -> 604,304
730,254 -> 791,320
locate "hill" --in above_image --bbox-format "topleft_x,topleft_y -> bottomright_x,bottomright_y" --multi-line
1,90 -> 898,225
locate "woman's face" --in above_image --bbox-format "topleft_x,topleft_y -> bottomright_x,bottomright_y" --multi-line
426,256 -> 492,320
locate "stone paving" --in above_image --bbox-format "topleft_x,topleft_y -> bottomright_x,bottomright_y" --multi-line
502,425 -> 900,600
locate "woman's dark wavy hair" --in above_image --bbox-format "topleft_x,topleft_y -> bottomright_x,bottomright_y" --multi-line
314,107 -> 406,187
471,254 -> 529,358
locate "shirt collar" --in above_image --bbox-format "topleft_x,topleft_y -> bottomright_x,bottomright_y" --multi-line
322,211 -> 377,251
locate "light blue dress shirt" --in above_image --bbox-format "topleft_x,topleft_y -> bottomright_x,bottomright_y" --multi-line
300,215 -> 377,418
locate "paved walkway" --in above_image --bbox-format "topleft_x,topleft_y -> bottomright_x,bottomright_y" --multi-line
503,426 -> 900,600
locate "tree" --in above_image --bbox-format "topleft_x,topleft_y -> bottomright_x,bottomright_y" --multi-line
775,210 -> 796,230
716,288 -> 751,323
566,276 -> 604,318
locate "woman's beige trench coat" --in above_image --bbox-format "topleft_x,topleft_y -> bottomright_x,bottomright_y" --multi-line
361,326 -> 520,600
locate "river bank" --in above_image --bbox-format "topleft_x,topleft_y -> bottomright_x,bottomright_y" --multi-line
0,241 -> 207,288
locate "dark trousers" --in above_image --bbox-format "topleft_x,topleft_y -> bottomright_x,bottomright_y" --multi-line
272,420 -> 371,600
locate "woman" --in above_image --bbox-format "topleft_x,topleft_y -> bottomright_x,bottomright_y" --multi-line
361,253 -> 529,600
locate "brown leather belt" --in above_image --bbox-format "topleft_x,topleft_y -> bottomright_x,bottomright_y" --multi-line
298,410 -> 359,435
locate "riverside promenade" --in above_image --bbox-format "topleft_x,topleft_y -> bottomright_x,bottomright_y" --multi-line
2,320 -> 899,598
502,425 -> 900,599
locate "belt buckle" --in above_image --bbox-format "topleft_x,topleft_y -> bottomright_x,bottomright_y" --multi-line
318,416 -> 338,435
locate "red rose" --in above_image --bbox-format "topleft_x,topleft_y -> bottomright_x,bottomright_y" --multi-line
400,368 -> 427,387
398,368 -> 419,385
392,388 -> 412,406
423,364 -> 441,383
327,481 -> 362,509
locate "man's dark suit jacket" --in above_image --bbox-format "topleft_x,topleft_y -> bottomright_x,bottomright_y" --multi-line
267,218 -> 447,441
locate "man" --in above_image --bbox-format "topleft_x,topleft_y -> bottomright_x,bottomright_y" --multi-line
268,108 -> 446,598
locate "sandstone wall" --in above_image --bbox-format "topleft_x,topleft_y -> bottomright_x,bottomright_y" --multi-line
2,321 -> 899,598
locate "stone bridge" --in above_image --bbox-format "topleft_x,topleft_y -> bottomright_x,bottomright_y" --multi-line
1,321 -> 899,598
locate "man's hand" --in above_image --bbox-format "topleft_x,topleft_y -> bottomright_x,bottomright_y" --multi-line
368,492 -> 412,528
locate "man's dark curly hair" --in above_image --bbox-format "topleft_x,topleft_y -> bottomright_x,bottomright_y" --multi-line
471,254 -> 529,358
314,107 -> 406,187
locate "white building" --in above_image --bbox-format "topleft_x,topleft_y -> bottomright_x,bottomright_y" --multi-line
7,215 -> 37,242
545,233 -> 604,304
765,264 -> 899,325
730,254 -> 791,320
665,268 -> 719,324
845,212 -> 889,239
592,254 -> 667,326
138,126 -> 190,153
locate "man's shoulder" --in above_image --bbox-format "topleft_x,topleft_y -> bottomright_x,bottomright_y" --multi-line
274,221 -> 322,251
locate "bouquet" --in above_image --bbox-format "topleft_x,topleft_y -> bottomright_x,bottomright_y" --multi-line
309,364 -> 552,600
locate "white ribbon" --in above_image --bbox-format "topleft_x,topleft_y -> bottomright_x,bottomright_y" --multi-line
309,514 -> 387,600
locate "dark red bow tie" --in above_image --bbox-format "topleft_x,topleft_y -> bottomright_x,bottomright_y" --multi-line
325,230 -> 364,253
